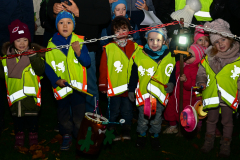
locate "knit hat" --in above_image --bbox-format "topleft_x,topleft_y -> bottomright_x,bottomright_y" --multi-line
111,0 -> 127,13
188,44 -> 205,65
194,25 -> 209,43
55,10 -> 75,30
8,19 -> 31,43
171,0 -> 201,27
204,18 -> 232,44
145,23 -> 168,41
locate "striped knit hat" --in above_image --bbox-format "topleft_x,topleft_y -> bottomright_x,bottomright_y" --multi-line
189,44 -> 205,65
194,25 -> 209,43
204,19 -> 232,44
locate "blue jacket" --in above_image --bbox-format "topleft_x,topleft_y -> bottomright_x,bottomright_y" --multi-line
0,0 -> 35,51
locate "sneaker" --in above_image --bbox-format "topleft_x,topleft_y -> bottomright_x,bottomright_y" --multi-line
150,133 -> 161,150
113,130 -> 121,141
122,129 -> 131,140
29,132 -> 38,146
136,134 -> 147,148
60,134 -> 72,150
163,126 -> 178,134
14,132 -> 24,149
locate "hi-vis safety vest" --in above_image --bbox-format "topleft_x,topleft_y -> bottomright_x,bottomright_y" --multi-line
134,51 -> 175,106
1,59 -> 41,107
104,42 -> 142,97
45,33 -> 87,100
201,56 -> 240,111
175,0 -> 213,21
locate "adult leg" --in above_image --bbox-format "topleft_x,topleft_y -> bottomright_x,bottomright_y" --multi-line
85,51 -> 99,113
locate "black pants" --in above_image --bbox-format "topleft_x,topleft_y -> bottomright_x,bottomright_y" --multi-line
12,116 -> 38,133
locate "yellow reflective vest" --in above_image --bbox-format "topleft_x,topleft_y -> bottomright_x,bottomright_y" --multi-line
201,56 -> 240,111
104,42 -> 142,96
134,50 -> 175,106
45,33 -> 87,100
175,0 -> 213,21
1,58 -> 41,107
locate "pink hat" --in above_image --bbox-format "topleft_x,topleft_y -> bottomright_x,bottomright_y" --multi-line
194,25 -> 209,43
180,105 -> 198,132
189,44 -> 205,65
8,19 -> 31,43
204,19 -> 232,44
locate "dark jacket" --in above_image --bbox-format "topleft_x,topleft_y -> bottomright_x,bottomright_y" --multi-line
210,0 -> 240,36
47,0 -> 111,52
0,42 -> 45,116
0,0 -> 35,53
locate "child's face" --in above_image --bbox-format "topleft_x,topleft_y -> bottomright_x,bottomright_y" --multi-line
214,37 -> 231,52
196,36 -> 210,48
114,26 -> 129,40
57,18 -> 74,39
147,32 -> 165,52
14,38 -> 29,52
114,4 -> 126,17
185,51 -> 196,64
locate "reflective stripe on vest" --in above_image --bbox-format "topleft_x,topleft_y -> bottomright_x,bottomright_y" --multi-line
203,97 -> 219,107
46,33 -> 86,100
9,90 -> 25,103
147,83 -> 169,106
105,42 -> 141,96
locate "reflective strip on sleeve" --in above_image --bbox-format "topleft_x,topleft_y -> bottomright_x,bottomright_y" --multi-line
194,11 -> 211,18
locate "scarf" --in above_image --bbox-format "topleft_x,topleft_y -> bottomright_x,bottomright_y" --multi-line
113,35 -> 133,47
6,47 -> 30,79
144,44 -> 168,60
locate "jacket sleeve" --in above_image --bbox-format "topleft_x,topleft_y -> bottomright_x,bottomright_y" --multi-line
98,48 -> 108,92
196,64 -> 207,86
29,54 -> 45,76
45,61 -> 59,88
74,44 -> 91,67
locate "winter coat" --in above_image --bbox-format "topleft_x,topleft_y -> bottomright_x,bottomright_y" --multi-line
210,0 -> 240,36
196,42 -> 240,107
0,42 -> 45,116
0,0 -> 35,52
164,61 -> 198,122
47,0 -> 111,52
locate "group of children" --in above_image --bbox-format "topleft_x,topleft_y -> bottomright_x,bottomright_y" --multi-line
0,0 -> 239,158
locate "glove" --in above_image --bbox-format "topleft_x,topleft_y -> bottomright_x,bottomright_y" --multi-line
165,83 -> 174,93
128,92 -> 135,102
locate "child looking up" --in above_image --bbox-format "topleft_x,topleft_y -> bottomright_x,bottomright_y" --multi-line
99,16 -> 143,141
45,10 -> 91,150
0,19 -> 45,149
128,24 -> 175,150
197,19 -> 240,158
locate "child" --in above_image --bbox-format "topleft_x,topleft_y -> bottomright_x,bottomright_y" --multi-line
100,0 -> 141,47
45,10 -> 91,150
196,19 -> 240,158
163,44 -> 205,134
128,23 -> 175,150
99,16 -> 142,140
163,26 -> 208,134
0,19 -> 45,149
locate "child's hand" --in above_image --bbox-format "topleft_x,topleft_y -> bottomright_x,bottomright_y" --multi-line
180,74 -> 187,82
56,79 -> 67,88
72,41 -> 81,57
199,83 -> 206,90
135,0 -> 148,11
27,49 -> 37,57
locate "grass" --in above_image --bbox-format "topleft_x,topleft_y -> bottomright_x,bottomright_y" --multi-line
0,77 -> 240,160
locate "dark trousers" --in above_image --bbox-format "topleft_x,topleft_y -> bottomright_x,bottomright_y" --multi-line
57,90 -> 86,138
12,116 -> 38,133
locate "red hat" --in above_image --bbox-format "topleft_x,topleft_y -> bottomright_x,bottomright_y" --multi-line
194,25 -> 209,43
8,19 -> 31,43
